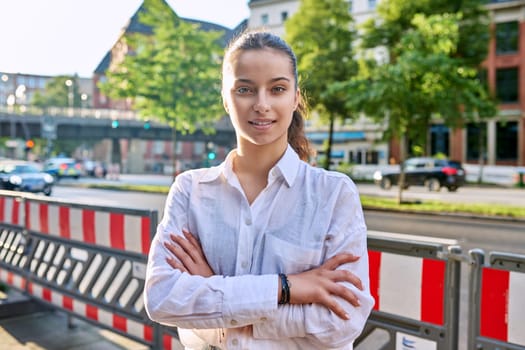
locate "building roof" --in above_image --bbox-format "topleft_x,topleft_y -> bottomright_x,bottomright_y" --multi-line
93,0 -> 239,75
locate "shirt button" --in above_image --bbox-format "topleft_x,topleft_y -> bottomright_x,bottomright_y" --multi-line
241,261 -> 249,268
232,339 -> 239,345
245,217 -> 252,225
231,319 -> 238,326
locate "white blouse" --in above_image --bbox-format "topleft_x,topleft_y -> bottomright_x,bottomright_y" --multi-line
145,145 -> 374,350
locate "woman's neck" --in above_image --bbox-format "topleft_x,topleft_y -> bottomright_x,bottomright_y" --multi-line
234,141 -> 287,176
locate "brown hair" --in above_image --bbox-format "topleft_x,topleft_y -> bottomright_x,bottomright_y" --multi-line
223,31 -> 315,162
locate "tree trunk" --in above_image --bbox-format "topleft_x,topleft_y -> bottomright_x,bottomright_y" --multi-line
172,128 -> 178,182
397,134 -> 408,205
323,115 -> 335,170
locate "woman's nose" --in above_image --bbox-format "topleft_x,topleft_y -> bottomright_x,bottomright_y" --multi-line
253,92 -> 270,113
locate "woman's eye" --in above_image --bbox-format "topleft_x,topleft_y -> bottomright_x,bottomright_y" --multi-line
272,86 -> 286,93
236,87 -> 252,94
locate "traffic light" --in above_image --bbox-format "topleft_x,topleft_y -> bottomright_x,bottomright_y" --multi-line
111,120 -> 119,128
144,120 -> 151,130
207,151 -> 216,160
25,139 -> 35,151
206,142 -> 216,161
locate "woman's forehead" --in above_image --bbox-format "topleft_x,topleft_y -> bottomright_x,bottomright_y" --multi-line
224,48 -> 294,79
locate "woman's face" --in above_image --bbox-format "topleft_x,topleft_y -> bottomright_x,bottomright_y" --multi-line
222,48 -> 299,150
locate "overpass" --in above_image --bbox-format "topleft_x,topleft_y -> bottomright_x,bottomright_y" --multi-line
0,105 -> 236,147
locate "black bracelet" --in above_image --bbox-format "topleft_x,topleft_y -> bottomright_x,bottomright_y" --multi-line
278,273 -> 290,305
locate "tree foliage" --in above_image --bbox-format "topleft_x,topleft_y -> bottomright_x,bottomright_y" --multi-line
99,0 -> 225,134
338,0 -> 496,150
285,0 -> 357,169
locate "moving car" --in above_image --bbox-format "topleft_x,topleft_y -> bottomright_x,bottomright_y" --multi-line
43,157 -> 82,180
0,160 -> 54,196
373,157 -> 466,192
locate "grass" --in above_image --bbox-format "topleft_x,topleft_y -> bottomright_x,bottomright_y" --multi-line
360,195 -> 525,219
74,182 -> 525,220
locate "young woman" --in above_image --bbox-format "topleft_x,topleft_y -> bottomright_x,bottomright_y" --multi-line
144,31 -> 374,350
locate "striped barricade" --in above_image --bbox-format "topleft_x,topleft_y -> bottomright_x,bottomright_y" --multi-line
468,250 -> 525,350
0,191 -> 28,287
20,195 -> 160,348
356,231 -> 462,350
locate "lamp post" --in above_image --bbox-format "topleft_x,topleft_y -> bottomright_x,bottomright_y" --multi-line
65,79 -> 73,114
1,74 -> 8,107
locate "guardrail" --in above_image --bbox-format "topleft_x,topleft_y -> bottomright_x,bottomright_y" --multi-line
0,191 -> 524,350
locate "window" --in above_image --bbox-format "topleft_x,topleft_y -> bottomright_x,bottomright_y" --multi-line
466,122 -> 487,161
496,21 -> 519,54
496,67 -> 519,103
496,121 -> 518,161
348,0 -> 353,13
261,14 -> 269,25
430,124 -> 450,157
368,0 -> 377,9
281,11 -> 288,22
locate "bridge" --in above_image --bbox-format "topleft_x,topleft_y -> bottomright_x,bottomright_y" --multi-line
0,105 -> 236,146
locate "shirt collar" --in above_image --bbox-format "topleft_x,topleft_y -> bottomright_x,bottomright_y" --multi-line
198,145 -> 301,187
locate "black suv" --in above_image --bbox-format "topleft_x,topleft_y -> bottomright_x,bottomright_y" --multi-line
373,157 -> 466,192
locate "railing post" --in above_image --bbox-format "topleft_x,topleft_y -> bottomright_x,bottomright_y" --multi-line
467,249 -> 484,350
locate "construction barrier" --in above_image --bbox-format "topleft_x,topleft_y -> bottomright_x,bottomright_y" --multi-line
356,231 -> 462,350
468,249 -> 525,350
0,191 -> 524,350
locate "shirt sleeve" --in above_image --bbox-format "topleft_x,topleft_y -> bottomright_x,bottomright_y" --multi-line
144,172 -> 280,330
252,177 -> 375,348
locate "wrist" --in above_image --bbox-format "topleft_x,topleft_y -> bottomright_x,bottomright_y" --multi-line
278,273 -> 290,305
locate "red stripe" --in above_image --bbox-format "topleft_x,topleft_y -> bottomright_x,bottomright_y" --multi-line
113,314 -> 127,332
20,278 -> 26,290
12,199 -> 19,224
86,304 -> 98,320
7,271 -> 13,286
82,210 -> 96,243
144,325 -> 153,342
0,197 -> 5,222
28,282 -> 33,295
421,258 -> 445,325
480,268 -> 509,341
43,288 -> 51,302
63,296 -> 73,311
59,206 -> 70,239
368,250 -> 381,310
141,216 -> 151,254
163,334 -> 172,350
110,213 -> 125,249
40,204 -> 49,234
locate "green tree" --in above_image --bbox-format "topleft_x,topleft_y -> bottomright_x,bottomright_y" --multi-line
332,0 -> 496,202
99,0 -> 225,169
32,75 -> 81,108
285,0 -> 357,169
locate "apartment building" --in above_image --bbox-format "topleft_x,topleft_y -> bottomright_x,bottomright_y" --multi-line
248,0 -> 525,166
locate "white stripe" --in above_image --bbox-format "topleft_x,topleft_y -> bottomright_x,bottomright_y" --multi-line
4,198 -> 13,224
508,271 -> 525,346
127,318 -> 144,339
69,208 -> 83,242
48,205 -> 60,237
124,215 -> 142,253
72,299 -> 86,316
32,284 -> 43,299
379,253 -> 422,320
13,274 -> 24,289
29,202 -> 40,232
98,308 -> 112,328
51,290 -> 61,307
95,212 -> 111,247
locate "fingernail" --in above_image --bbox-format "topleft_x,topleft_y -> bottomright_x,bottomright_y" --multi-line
344,313 -> 350,320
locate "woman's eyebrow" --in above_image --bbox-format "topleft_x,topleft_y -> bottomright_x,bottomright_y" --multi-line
235,77 -> 291,84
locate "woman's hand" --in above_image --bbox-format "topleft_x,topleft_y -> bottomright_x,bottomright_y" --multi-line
286,253 -> 363,320
164,230 -> 214,277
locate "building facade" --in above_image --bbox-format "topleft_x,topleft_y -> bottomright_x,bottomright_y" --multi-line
248,0 -> 525,167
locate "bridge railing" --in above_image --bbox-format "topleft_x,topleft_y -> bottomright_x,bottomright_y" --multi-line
0,105 -> 140,120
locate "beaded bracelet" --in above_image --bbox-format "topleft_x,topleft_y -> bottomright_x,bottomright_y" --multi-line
278,273 -> 290,305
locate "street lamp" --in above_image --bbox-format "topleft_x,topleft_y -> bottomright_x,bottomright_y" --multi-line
65,79 -> 73,110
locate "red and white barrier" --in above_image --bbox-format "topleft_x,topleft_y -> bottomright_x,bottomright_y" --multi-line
25,200 -> 152,255
27,282 -> 154,345
368,250 -> 446,325
0,196 -> 23,227
480,268 -> 525,346
0,267 -> 27,290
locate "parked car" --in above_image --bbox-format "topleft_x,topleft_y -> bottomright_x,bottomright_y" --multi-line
373,157 -> 466,192
0,160 -> 54,196
43,157 -> 82,180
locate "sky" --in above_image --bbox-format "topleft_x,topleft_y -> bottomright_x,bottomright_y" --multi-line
0,0 -> 250,78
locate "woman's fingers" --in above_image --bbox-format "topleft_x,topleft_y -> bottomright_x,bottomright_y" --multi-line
322,253 -> 359,270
